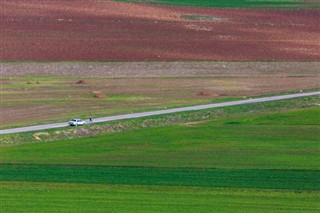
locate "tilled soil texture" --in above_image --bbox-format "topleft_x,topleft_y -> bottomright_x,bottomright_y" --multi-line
1,0 -> 319,61
2,61 -> 320,78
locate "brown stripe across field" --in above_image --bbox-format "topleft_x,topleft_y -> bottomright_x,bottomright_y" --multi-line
1,0 -> 319,61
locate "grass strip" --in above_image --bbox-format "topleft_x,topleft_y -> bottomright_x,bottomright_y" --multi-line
2,182 -> 319,213
115,0 -> 319,9
1,164 -> 319,190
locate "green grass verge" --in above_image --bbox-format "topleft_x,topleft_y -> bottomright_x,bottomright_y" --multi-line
114,0 -> 320,9
2,182 -> 319,213
1,105 -> 319,170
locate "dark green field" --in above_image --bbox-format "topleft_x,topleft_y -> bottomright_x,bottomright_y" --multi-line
1,164 -> 319,190
1,101 -> 319,212
116,0 -> 320,9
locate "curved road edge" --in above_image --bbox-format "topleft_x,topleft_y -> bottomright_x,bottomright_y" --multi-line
1,91 -> 320,135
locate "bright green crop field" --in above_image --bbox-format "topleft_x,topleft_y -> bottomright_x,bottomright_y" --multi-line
1,104 -> 320,212
115,0 -> 320,9
1,107 -> 319,170
1,182 -> 319,213
1,182 -> 318,213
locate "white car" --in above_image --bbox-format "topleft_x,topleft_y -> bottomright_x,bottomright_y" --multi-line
68,119 -> 86,126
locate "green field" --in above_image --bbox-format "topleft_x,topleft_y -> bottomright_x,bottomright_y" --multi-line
115,0 -> 320,9
1,107 -> 320,169
1,102 -> 319,212
2,182 -> 319,213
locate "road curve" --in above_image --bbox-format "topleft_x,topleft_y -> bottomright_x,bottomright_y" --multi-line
1,91 -> 319,135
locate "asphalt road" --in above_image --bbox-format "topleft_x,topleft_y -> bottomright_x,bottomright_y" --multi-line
1,91 -> 319,135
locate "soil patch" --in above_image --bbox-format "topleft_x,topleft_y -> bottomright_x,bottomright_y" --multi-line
33,132 -> 49,141
197,91 -> 220,97
93,91 -> 106,98
76,80 -> 86,84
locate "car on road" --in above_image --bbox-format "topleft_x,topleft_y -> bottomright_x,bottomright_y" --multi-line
68,119 -> 86,126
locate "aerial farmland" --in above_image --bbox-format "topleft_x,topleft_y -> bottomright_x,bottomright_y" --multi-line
1,0 -> 319,61
0,0 -> 319,212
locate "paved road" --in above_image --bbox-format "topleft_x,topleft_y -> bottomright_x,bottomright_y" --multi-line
1,91 -> 319,135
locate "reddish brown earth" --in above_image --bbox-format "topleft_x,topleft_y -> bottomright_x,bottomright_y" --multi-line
1,0 -> 319,61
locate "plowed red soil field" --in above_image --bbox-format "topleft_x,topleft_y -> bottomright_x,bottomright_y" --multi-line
1,0 -> 319,61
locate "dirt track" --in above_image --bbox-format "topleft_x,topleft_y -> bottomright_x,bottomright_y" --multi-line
1,0 -> 319,61
2,62 -> 319,77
